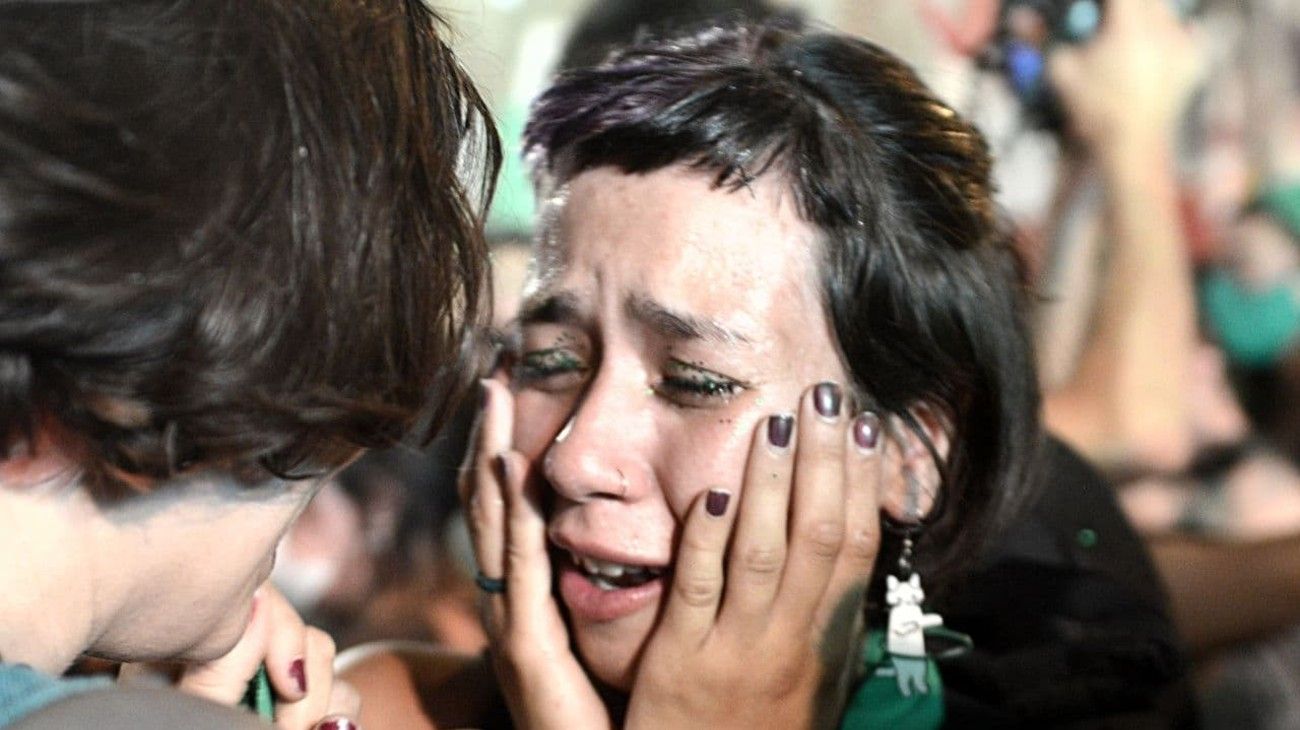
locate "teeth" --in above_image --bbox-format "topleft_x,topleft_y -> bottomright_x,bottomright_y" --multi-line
582,556 -> 625,578
569,550 -> 663,580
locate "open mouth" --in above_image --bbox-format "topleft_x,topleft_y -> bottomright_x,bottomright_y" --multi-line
565,550 -> 667,591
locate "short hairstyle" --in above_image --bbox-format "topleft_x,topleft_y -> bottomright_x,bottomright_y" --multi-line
0,0 -> 499,497
524,22 -> 1042,587
556,0 -> 799,72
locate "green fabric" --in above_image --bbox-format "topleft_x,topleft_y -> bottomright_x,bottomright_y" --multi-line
1200,270 -> 1300,367
0,662 -> 110,728
1255,181 -> 1300,242
486,103 -> 536,238
839,630 -> 945,730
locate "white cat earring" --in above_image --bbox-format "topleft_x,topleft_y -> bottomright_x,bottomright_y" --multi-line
882,533 -> 944,697
874,467 -> 972,698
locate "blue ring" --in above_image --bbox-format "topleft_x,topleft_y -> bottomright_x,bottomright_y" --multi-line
475,572 -> 506,595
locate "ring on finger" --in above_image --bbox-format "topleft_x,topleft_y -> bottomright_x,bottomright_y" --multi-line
475,571 -> 507,595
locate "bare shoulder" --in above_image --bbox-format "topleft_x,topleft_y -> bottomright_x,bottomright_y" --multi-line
338,641 -> 507,730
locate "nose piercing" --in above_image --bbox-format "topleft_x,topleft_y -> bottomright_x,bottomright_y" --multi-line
616,468 -> 629,497
554,416 -> 575,443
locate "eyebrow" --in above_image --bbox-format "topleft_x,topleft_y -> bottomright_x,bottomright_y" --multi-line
517,291 -> 584,327
515,290 -> 753,345
626,293 -> 752,345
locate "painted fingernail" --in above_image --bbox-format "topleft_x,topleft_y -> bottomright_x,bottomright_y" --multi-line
853,412 -> 882,452
314,718 -> 359,730
814,382 -> 842,420
767,413 -> 794,449
289,658 -> 307,694
705,489 -> 731,517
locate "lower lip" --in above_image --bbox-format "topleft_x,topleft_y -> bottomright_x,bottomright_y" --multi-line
557,562 -> 665,623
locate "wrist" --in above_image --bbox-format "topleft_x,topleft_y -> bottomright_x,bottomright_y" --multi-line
1093,137 -> 1179,194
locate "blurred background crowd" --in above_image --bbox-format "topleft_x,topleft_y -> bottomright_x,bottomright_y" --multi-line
267,1 -> 1300,726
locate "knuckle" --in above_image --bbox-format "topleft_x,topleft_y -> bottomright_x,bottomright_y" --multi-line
740,544 -> 785,576
843,525 -> 879,564
798,519 -> 844,558
504,539 -> 533,567
673,572 -> 720,608
766,661 -> 806,697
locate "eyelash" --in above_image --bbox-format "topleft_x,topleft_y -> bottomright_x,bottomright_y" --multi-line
512,348 -> 588,387
655,365 -> 746,407
514,348 -> 747,407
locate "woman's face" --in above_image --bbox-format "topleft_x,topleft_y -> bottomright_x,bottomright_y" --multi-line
511,165 -> 855,689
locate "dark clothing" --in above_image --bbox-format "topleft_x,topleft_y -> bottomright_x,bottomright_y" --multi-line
939,437 -> 1197,728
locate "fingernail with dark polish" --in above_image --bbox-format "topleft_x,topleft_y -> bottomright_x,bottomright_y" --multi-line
854,412 -> 882,452
814,382 -> 842,419
289,658 -> 307,694
314,719 -> 359,730
767,413 -> 794,449
705,489 -> 731,517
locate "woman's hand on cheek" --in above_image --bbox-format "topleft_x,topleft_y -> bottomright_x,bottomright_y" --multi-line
176,582 -> 362,729
460,378 -> 611,730
626,382 -> 883,730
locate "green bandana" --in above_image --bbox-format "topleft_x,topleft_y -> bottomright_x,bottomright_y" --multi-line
1201,270 -> 1300,367
839,630 -> 945,730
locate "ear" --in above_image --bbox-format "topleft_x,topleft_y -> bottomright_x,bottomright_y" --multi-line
0,423 -> 80,492
909,573 -> 921,588
879,402 -> 951,525
887,575 -> 899,590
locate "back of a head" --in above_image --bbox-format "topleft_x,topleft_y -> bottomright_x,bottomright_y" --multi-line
0,0 -> 500,495
526,21 -> 1042,589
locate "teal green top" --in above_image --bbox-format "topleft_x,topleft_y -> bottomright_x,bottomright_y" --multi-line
839,630 -> 945,730
0,662 -> 111,728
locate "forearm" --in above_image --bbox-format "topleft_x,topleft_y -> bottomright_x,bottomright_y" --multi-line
1048,139 -> 1199,472
1042,0 -> 1204,474
1149,532 -> 1300,656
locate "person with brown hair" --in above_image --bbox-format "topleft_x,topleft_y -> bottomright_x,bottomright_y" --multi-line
0,1 -> 498,727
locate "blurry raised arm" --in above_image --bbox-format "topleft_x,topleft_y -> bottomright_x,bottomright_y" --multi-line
1041,0 -> 1206,473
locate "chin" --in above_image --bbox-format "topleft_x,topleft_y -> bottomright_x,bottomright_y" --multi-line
164,594 -> 258,663
572,611 -> 658,691
182,622 -> 247,662
90,616 -> 244,665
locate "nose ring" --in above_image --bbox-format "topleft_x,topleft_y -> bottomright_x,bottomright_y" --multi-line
554,416 -> 575,444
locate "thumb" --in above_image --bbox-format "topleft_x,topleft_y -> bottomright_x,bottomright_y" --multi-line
177,589 -> 273,706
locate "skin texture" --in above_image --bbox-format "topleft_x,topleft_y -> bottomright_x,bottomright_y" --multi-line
0,441 -> 311,671
511,166 -> 854,687
0,433 -> 359,728
89,479 -> 314,662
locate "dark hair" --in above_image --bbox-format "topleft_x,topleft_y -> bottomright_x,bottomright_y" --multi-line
0,0 -> 499,497
557,0 -> 800,72
524,22 -> 1042,586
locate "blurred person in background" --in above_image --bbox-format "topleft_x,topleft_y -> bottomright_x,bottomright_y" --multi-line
929,0 -> 1300,726
0,0 -> 497,727
273,433 -> 489,653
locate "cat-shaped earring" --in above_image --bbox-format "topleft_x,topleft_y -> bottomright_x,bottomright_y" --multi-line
882,536 -> 944,697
